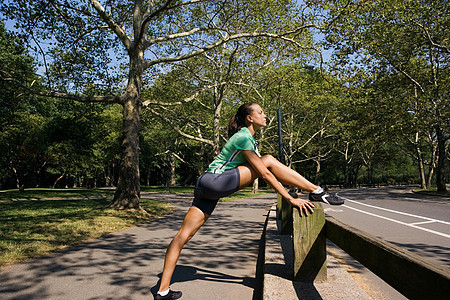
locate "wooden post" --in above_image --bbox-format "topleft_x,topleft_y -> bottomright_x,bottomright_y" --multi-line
276,193 -> 282,219
277,194 -> 292,235
292,202 -> 327,282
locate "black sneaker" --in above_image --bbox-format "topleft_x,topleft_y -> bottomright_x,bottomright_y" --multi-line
309,190 -> 344,205
288,187 -> 299,198
155,290 -> 182,300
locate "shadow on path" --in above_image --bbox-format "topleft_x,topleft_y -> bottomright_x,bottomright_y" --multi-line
0,192 -> 275,300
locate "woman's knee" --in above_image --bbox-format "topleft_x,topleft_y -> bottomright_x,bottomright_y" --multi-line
173,230 -> 195,246
261,154 -> 277,167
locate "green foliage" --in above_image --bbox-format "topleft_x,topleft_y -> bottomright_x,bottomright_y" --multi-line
0,21 -> 48,188
1,1 -> 121,92
42,101 -> 122,188
0,1 -> 446,191
314,0 -> 449,188
0,20 -> 122,189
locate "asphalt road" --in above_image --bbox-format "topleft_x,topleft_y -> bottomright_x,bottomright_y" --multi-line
324,186 -> 450,268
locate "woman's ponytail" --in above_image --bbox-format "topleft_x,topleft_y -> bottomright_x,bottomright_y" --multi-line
227,102 -> 257,137
228,114 -> 239,138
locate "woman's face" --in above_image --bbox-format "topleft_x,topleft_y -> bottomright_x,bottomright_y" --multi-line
248,104 -> 267,128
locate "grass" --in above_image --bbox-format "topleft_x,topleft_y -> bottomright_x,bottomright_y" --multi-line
0,188 -> 114,201
0,197 -> 172,268
0,185 -> 274,268
219,189 -> 274,202
141,186 -> 195,193
141,185 -> 274,198
413,186 -> 450,198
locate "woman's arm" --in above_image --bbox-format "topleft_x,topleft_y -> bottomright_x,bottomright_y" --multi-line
242,150 -> 314,216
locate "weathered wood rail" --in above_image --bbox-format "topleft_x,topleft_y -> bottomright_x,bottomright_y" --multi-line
277,194 -> 450,300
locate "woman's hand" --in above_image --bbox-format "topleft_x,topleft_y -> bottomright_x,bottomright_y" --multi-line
289,198 -> 315,216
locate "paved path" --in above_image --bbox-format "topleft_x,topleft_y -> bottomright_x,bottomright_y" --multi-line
0,192 -> 275,300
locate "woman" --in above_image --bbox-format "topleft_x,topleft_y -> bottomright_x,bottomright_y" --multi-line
155,102 -> 343,300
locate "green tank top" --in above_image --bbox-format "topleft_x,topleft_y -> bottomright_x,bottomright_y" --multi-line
206,127 -> 259,174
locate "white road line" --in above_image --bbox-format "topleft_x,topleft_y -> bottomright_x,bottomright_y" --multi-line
342,197 -> 450,225
341,205 -> 450,239
410,220 -> 436,226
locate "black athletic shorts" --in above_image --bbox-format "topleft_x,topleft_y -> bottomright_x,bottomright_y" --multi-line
192,168 -> 241,215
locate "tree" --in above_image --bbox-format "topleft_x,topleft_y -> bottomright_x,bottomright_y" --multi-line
43,101 -> 121,188
0,21 -> 48,190
1,0 -> 327,209
318,0 -> 449,191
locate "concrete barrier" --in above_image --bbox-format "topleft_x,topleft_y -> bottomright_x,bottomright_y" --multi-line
276,193 -> 450,299
326,216 -> 450,300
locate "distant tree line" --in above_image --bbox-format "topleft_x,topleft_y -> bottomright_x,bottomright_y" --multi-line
0,0 -> 447,199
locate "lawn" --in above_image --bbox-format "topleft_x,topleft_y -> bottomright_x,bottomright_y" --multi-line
0,186 -> 274,268
141,185 -> 275,200
0,188 -> 114,201
0,197 -> 172,268
413,186 -> 450,198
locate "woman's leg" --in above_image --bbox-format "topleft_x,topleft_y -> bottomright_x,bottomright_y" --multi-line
238,155 -> 319,192
159,206 -> 209,292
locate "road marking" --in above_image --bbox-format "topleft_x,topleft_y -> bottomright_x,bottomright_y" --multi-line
341,204 -> 450,239
343,198 -> 450,225
324,208 -> 344,213
410,220 -> 436,226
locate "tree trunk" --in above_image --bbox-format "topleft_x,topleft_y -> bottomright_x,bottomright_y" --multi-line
430,44 -> 446,193
52,172 -> 65,189
426,142 -> 438,189
344,163 -> 349,188
342,142 -> 352,188
427,166 -> 434,189
415,135 -> 427,189
352,165 -> 361,188
435,125 -> 447,192
367,165 -> 373,186
105,166 -> 111,187
417,155 -> 427,189
12,166 -> 24,192
169,154 -> 176,186
110,51 -> 143,210
314,159 -> 321,185
252,178 -> 259,194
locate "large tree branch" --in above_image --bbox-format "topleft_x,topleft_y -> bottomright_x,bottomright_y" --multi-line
155,150 -> 189,164
385,57 -> 426,93
144,25 -> 316,69
166,0 -> 208,10
413,21 -> 450,54
142,0 -> 205,27
137,0 -> 175,48
298,128 -> 326,151
1,71 -> 124,104
142,82 -> 228,107
148,107 -> 215,146
168,61 -> 215,86
139,0 -> 208,50
144,27 -> 203,48
90,0 -> 132,50
50,0 -> 99,18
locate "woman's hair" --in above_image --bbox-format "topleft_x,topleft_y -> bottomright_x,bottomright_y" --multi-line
227,102 -> 257,137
